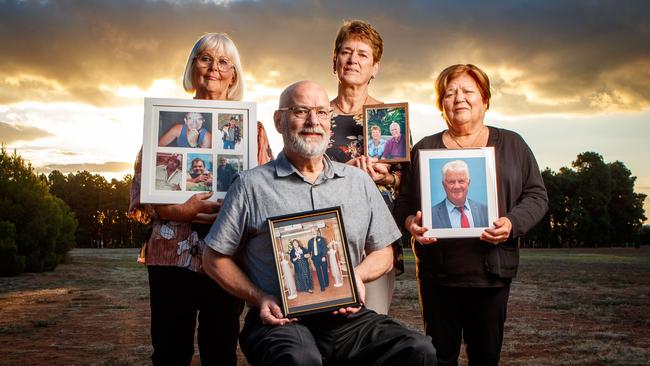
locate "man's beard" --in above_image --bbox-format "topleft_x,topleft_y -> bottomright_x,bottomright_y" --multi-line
284,126 -> 328,158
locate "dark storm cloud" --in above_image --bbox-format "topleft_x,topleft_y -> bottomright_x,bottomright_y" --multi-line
0,121 -> 53,143
1,0 -> 648,114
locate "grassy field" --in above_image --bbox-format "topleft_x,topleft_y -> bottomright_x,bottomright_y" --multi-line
1,247 -> 649,365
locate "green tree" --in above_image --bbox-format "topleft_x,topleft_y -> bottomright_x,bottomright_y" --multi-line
48,171 -> 147,248
530,167 -> 581,247
641,225 -> 650,245
608,161 -> 647,245
366,107 -> 406,135
572,152 -> 611,247
0,147 -> 77,275
0,221 -> 23,275
525,152 -> 646,248
49,170 -> 110,247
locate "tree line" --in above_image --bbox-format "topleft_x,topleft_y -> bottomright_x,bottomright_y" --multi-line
47,170 -> 148,249
524,152 -> 647,248
1,147 -> 647,276
1,147 -> 77,275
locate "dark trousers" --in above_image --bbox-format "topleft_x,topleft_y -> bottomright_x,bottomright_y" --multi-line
239,307 -> 436,366
148,265 -> 244,366
418,282 -> 510,366
313,256 -> 329,291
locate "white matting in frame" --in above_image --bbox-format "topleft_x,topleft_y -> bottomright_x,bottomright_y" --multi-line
141,97 -> 257,204
420,147 -> 498,238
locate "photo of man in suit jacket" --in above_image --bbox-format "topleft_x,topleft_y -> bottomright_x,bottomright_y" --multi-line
431,160 -> 489,229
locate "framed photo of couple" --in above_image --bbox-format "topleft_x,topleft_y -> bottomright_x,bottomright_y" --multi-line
267,207 -> 360,318
419,147 -> 499,238
362,102 -> 410,163
140,97 -> 257,204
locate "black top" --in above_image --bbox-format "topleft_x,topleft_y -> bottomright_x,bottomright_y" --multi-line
394,126 -> 548,287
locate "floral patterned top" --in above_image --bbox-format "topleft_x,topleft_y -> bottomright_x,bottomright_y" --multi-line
326,112 -> 404,198
326,113 -> 364,163
128,122 -> 273,272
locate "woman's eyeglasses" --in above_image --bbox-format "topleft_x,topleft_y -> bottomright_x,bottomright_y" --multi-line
194,55 -> 234,72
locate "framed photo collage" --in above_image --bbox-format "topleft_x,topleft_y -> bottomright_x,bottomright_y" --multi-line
140,97 -> 257,204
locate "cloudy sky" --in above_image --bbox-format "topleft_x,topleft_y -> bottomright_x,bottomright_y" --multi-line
1,0 -> 649,217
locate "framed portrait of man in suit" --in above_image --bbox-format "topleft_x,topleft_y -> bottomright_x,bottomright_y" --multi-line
419,148 -> 498,238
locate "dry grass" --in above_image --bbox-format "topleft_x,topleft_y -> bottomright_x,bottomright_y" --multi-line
1,247 -> 649,365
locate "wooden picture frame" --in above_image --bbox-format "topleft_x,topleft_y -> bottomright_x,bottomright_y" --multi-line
362,102 -> 410,163
267,207 -> 360,318
140,97 -> 257,204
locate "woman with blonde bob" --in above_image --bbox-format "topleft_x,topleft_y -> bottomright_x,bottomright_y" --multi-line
395,64 -> 548,365
129,33 -> 273,366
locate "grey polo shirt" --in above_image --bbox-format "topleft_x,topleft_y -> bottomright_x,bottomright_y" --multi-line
204,151 -> 401,299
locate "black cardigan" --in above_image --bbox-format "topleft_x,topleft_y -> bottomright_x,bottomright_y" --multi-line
394,127 -> 548,287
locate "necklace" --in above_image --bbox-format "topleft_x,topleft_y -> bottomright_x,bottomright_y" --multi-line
334,95 -> 369,115
447,126 -> 486,148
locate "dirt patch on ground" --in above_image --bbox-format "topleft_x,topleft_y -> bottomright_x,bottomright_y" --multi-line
1,247 -> 649,365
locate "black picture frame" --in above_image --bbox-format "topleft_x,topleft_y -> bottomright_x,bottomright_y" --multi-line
267,207 -> 360,318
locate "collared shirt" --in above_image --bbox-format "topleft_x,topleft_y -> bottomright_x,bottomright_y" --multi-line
217,163 -> 237,191
226,126 -> 236,141
445,198 -> 476,228
381,135 -> 405,159
155,165 -> 181,191
367,139 -> 386,158
204,152 -> 401,299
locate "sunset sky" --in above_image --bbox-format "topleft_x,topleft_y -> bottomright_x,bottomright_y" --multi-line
1,0 -> 649,218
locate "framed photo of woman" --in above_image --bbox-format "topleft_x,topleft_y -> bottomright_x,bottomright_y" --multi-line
140,97 -> 257,204
362,102 -> 410,163
267,207 -> 360,318
419,147 -> 498,238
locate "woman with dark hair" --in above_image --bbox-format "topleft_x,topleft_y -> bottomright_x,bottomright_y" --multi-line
128,33 -> 273,366
395,64 -> 548,365
289,239 -> 314,293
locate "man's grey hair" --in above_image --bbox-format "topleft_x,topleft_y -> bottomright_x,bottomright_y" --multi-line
442,160 -> 470,180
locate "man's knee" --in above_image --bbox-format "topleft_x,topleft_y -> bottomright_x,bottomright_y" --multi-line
398,333 -> 437,365
266,348 -> 322,366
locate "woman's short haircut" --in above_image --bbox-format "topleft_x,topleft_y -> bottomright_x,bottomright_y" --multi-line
370,125 -> 381,133
435,64 -> 491,111
182,33 -> 244,101
333,19 -> 383,63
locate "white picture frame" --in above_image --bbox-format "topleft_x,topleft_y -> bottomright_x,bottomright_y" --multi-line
419,147 -> 498,238
141,97 -> 257,204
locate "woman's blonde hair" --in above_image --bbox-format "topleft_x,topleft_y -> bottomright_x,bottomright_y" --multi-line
182,33 -> 245,101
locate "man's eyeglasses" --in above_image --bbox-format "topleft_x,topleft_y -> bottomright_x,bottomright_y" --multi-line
278,106 -> 333,121
194,55 -> 234,72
